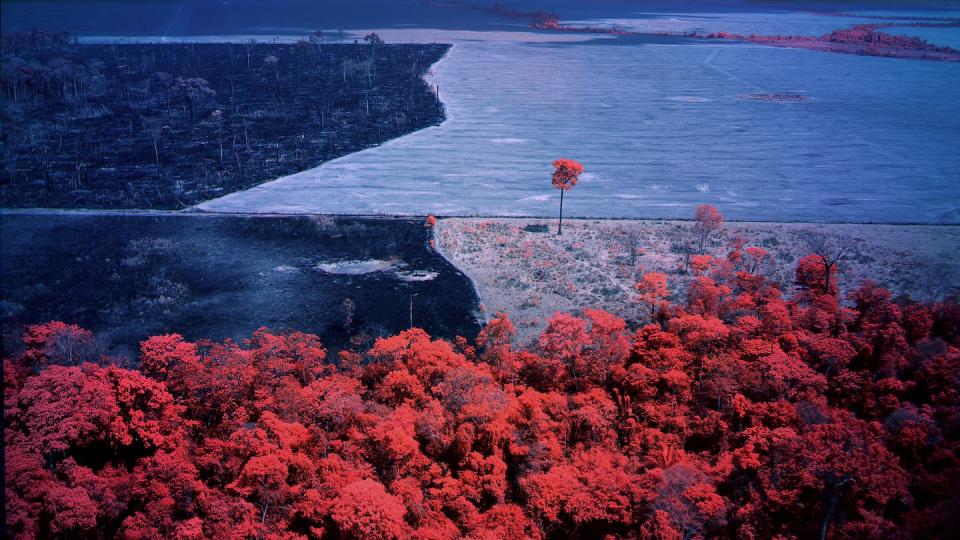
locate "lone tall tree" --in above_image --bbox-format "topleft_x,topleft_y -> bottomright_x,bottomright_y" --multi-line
551,158 -> 583,235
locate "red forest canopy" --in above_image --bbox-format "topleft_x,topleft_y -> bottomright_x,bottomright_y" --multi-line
5,255 -> 960,538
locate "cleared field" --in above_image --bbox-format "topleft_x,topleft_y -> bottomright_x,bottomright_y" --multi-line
436,217 -> 960,344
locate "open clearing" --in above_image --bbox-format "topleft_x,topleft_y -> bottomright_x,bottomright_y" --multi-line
436,217 -> 960,344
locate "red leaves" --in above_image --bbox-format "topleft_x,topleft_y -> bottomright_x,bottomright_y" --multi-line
639,509 -> 682,540
745,246 -> 769,274
521,448 -> 646,528
249,328 -> 330,385
693,204 -> 724,232
550,158 -> 584,234
139,333 -> 198,381
476,311 -> 516,371
459,451 -> 509,505
690,254 -> 713,276
332,479 -> 408,539
21,321 -> 99,369
580,308 -> 631,385
5,252 -> 960,539
5,364 -> 186,537
11,363 -> 178,457
669,314 -> 730,357
686,276 -> 731,317
635,272 -> 669,317
764,415 -> 909,538
471,503 -> 542,540
550,158 -> 583,191
797,252 -> 838,296
649,461 -> 725,537
693,204 -> 724,253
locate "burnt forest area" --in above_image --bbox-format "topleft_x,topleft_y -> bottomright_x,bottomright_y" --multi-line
0,213 -> 481,358
0,32 -> 449,209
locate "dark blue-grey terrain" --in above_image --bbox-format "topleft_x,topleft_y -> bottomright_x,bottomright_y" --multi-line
0,213 -> 480,358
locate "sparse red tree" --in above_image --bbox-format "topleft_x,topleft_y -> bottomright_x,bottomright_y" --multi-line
693,204 -> 724,254
635,272 -> 669,317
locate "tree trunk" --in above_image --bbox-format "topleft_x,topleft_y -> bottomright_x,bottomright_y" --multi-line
820,477 -> 850,540
824,260 -> 834,296
558,190 -> 564,235
185,96 -> 194,127
820,489 -> 839,540
154,140 -> 161,179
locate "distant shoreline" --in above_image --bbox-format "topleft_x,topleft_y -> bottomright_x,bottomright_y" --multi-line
4,208 -> 959,227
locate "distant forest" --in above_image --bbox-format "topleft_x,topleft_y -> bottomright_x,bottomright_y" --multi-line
0,31 -> 448,208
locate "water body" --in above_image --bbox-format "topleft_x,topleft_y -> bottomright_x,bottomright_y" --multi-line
6,2 -> 960,222
200,20 -> 960,223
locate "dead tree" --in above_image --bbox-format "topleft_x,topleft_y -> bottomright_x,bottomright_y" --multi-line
170,77 -> 215,127
141,117 -> 169,179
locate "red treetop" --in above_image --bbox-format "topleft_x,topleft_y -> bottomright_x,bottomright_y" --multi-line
694,204 -> 724,235
332,479 -> 408,539
21,321 -> 98,369
635,272 -> 669,316
551,159 -> 583,191
692,204 -> 725,254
